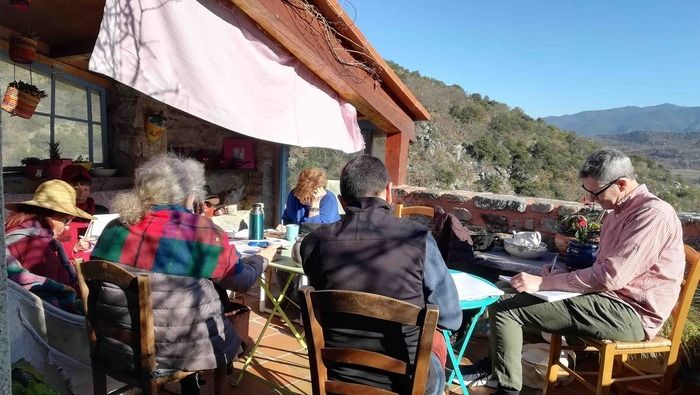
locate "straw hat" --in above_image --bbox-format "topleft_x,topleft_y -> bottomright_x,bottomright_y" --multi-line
5,179 -> 96,220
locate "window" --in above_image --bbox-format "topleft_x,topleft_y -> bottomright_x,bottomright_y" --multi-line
1,56 -> 106,168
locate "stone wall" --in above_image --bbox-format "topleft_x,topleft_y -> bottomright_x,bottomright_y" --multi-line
106,82 -> 280,224
394,185 -> 700,248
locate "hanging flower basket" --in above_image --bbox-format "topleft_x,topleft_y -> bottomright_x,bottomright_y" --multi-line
13,91 -> 42,119
9,34 -> 38,64
10,0 -> 31,11
2,81 -> 47,119
1,85 -> 20,114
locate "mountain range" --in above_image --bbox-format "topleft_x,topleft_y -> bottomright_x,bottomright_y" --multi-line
544,104 -> 700,136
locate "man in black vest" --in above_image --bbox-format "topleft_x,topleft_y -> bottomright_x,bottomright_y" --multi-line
300,155 -> 461,395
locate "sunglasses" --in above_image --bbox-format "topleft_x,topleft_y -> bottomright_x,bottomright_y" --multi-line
581,178 -> 621,197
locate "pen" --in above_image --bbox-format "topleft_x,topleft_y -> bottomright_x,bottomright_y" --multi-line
549,255 -> 561,274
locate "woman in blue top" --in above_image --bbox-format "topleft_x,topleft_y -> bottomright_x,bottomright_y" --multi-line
282,168 -> 340,225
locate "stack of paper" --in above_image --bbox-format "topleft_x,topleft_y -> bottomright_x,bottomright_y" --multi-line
451,272 -> 504,301
498,275 -> 581,302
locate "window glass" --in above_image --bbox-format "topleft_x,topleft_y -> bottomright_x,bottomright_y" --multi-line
1,56 -> 105,168
54,119 -> 89,160
90,89 -> 101,122
92,123 -> 104,163
55,79 -> 88,119
1,114 -> 51,166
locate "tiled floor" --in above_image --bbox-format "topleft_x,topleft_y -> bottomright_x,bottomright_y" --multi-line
164,285 -> 693,395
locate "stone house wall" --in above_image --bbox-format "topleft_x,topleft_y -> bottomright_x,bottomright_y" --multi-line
105,82 -> 281,225
394,185 -> 700,248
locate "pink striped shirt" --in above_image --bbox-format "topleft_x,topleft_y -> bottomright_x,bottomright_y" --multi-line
542,185 -> 685,339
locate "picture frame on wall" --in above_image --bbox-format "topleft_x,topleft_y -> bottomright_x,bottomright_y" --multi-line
222,137 -> 255,169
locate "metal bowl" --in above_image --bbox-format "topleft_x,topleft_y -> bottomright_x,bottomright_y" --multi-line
503,239 -> 548,259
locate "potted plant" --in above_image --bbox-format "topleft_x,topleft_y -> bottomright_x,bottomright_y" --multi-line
1,81 -> 47,119
21,157 -> 44,179
9,30 -> 38,64
145,111 -> 167,142
74,155 -> 93,170
44,141 -> 73,180
566,215 -> 601,269
10,0 -> 32,11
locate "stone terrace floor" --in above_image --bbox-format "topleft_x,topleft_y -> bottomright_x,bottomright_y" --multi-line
159,284 -> 695,395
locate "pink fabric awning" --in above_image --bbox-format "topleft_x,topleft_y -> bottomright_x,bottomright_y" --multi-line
88,0 -> 364,153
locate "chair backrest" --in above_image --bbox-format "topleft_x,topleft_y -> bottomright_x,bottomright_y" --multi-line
395,204 -> 434,219
76,260 -> 156,382
666,245 -> 700,366
299,286 -> 439,395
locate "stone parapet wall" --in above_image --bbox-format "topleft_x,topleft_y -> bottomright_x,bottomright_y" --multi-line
394,185 -> 700,248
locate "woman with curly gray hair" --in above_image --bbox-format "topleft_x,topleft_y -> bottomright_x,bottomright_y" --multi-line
90,153 -> 275,392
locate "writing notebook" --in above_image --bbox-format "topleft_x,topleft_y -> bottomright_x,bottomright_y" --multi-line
498,275 -> 581,302
451,272 -> 504,301
84,214 -> 120,239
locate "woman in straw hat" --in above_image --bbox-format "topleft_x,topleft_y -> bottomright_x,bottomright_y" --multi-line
5,179 -> 95,313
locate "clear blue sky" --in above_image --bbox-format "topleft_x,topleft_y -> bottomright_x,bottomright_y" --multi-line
340,0 -> 700,118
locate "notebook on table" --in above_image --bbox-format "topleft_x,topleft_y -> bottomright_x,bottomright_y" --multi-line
451,272 -> 504,301
84,214 -> 120,240
498,275 -> 581,302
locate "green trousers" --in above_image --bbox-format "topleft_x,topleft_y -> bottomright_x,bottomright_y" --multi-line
489,292 -> 645,391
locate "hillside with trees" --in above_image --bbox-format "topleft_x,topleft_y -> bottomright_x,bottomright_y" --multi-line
290,63 -> 700,212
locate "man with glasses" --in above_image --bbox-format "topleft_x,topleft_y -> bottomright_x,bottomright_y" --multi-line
463,148 -> 685,395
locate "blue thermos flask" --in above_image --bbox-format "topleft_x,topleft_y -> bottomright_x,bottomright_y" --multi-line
248,203 -> 264,240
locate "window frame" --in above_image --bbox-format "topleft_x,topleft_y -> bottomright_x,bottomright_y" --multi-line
1,53 -> 108,171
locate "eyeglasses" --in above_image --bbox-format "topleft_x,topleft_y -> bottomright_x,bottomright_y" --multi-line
60,216 -> 73,225
581,178 -> 621,198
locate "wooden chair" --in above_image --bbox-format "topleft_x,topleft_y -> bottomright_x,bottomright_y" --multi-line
544,244 -> 700,395
299,286 -> 439,395
76,260 -> 228,395
395,204 -> 435,218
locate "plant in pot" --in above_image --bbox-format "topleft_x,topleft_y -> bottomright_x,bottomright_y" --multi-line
145,111 -> 167,142
565,216 -> 601,269
74,155 -> 93,170
21,156 -> 44,179
2,80 -> 47,119
9,29 -> 39,64
44,141 -> 73,180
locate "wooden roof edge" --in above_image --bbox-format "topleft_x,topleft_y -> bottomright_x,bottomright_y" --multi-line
311,0 -> 430,122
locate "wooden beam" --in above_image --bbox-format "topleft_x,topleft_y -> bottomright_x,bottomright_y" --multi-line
0,38 -> 112,89
311,0 -> 430,121
228,0 -> 415,139
385,130 -> 411,185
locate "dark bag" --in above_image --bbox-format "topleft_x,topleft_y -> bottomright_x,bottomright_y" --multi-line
432,207 -> 475,271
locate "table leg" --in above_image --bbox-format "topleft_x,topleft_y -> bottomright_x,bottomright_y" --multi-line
234,272 -> 306,385
446,305 -> 489,394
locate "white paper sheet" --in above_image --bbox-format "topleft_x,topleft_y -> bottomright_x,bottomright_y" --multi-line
84,214 -> 120,239
498,275 -> 581,302
451,272 -> 504,301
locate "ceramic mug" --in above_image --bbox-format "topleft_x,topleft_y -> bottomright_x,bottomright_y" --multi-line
285,224 -> 300,242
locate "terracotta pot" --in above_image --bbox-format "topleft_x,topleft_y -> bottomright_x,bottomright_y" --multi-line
44,159 -> 73,180
24,163 -> 44,179
1,86 -> 19,114
9,35 -> 38,64
13,91 -> 42,119
554,233 -> 576,256
10,0 -> 31,11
